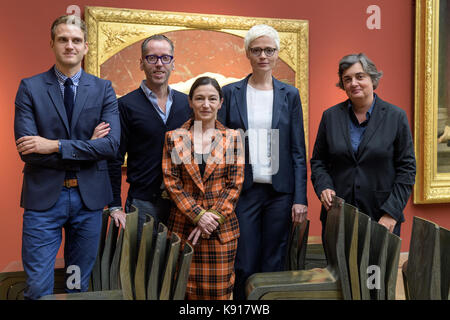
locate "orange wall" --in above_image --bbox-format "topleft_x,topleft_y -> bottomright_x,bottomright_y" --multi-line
1,0 -> 449,270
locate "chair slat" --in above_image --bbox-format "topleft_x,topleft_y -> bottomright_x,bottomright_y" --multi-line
134,215 -> 154,300
172,242 -> 194,300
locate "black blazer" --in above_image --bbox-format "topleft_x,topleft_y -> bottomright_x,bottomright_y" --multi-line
218,75 -> 307,205
310,96 -> 416,224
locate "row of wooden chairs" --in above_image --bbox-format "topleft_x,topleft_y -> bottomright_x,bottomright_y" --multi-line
402,216 -> 449,300
246,196 -> 402,300
38,205 -> 193,300
2,201 -> 447,300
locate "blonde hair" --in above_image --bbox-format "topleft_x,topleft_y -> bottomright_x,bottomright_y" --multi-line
51,15 -> 87,41
244,24 -> 280,51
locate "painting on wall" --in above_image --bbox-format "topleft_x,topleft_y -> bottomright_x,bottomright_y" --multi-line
84,6 -> 309,152
100,29 -> 296,97
414,0 -> 450,203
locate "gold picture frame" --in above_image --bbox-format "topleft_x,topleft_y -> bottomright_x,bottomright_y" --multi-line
84,6 -> 309,153
414,0 -> 450,203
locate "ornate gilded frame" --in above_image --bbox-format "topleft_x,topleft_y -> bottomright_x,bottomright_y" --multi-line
84,6 -> 309,153
414,0 -> 450,203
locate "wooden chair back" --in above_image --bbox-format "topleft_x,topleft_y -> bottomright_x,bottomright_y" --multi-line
146,223 -> 168,300
405,216 -> 441,300
100,215 -> 120,290
368,221 -> 388,300
356,211 -> 371,300
109,228 -> 124,290
90,210 -> 110,291
159,232 -> 181,300
343,203 -> 360,299
385,231 -> 401,300
323,196 -> 351,300
172,242 -> 194,300
134,214 -> 154,300
119,205 -> 139,300
286,219 -> 310,270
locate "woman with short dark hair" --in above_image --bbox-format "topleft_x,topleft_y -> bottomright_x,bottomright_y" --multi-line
162,76 -> 244,299
311,53 -> 416,238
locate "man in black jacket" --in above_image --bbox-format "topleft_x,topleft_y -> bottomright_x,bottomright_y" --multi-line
107,35 -> 190,240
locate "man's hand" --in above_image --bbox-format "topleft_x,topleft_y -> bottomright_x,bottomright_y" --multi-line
110,209 -> 126,229
16,136 -> 59,155
320,188 -> 336,211
378,213 -> 397,233
292,204 -> 307,224
91,122 -> 110,140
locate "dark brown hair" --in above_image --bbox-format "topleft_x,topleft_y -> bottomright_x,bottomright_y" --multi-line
188,76 -> 223,100
141,34 -> 174,56
337,53 -> 383,90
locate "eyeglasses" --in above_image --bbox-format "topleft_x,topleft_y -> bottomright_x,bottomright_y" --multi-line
145,54 -> 174,64
249,47 -> 277,57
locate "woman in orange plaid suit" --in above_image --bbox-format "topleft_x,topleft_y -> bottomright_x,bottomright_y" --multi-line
162,76 -> 245,300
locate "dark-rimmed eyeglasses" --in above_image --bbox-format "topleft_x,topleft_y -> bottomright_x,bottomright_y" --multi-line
145,54 -> 174,64
249,47 -> 277,57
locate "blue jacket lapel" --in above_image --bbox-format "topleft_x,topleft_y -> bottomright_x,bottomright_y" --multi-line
234,77 -> 249,130
70,70 -> 90,134
234,75 -> 285,130
45,69 -> 70,135
271,77 -> 285,129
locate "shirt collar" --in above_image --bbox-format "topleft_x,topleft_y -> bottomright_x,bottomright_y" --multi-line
54,66 -> 82,86
348,93 -> 377,117
140,80 -> 173,99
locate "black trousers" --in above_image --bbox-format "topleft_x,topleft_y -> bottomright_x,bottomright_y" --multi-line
233,183 -> 293,300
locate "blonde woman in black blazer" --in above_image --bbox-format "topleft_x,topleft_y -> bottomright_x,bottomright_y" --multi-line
218,24 -> 308,300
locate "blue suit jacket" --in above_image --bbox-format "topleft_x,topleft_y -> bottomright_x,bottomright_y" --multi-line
14,67 -> 120,211
218,75 -> 307,205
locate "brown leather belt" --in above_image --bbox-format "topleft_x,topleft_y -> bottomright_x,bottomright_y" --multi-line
63,179 -> 78,188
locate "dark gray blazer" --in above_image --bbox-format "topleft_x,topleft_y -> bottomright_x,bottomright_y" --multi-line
310,96 -> 416,224
14,68 -> 120,211
218,74 -> 307,205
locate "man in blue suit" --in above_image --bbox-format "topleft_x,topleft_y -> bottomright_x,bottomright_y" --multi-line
14,15 -> 120,299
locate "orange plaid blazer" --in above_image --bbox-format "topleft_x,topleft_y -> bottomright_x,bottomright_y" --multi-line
162,119 -> 245,243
